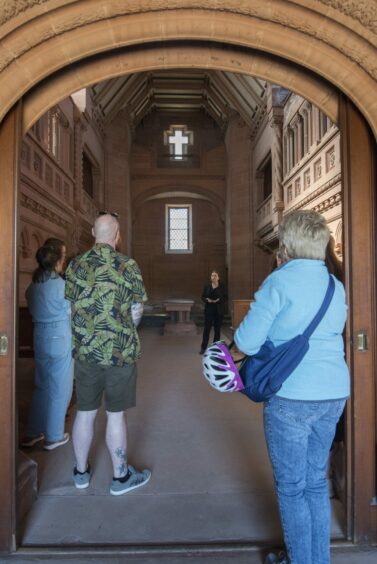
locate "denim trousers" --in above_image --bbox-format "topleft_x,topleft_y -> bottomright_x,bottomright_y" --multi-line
27,319 -> 73,442
264,396 -> 346,564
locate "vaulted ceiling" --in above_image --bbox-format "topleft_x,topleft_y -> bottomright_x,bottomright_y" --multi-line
89,70 -> 268,133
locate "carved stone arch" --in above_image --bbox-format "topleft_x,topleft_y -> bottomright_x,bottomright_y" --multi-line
23,45 -> 339,134
30,230 -> 43,257
0,3 -> 373,136
20,224 -> 30,259
132,184 -> 225,226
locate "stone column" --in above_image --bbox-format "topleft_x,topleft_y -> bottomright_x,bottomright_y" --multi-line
71,107 -> 86,253
269,112 -> 284,227
73,107 -> 85,211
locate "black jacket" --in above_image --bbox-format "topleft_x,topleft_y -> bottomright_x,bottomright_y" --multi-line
201,283 -> 228,316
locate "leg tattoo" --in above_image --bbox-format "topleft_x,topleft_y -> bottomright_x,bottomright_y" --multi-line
115,447 -> 127,477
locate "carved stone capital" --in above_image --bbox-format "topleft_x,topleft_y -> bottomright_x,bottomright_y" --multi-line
268,111 -> 284,130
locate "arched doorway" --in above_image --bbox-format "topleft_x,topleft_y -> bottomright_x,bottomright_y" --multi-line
0,1 -> 376,554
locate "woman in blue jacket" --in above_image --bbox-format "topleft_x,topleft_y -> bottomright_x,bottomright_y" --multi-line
22,238 -> 73,450
235,210 -> 349,564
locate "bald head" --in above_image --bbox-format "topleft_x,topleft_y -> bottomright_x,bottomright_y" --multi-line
92,214 -> 120,247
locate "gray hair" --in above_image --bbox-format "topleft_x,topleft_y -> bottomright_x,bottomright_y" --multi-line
278,210 -> 330,260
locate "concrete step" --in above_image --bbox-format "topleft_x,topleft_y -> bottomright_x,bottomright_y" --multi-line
4,544 -> 377,563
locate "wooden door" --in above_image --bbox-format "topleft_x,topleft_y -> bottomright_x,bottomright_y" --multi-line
340,96 -> 377,543
0,103 -> 21,553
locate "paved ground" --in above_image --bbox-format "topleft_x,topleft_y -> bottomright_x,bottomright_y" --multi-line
13,328 -> 375,563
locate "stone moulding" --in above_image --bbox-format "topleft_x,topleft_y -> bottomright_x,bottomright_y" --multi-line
0,0 -> 49,26
20,192 -> 70,228
0,2 -> 375,75
287,172 -> 342,213
0,1 -> 375,138
317,0 -> 377,34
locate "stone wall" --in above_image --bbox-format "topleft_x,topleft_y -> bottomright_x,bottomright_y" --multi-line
130,111 -> 226,305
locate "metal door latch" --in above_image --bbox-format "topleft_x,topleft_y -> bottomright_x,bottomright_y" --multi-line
0,334 -> 8,356
356,332 -> 368,352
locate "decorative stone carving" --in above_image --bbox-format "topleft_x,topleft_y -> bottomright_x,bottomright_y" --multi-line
313,192 -> 342,214
288,173 -> 341,212
318,1 -> 377,33
20,193 -> 70,228
0,0 -> 49,26
20,225 -> 32,258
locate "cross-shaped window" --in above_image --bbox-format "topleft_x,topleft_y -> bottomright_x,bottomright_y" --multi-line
169,129 -> 189,160
164,125 -> 193,161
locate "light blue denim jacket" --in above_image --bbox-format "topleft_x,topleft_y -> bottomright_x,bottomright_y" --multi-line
234,259 -> 350,401
26,275 -> 71,323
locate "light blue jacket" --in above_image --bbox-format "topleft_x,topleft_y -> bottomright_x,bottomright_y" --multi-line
234,259 -> 350,401
26,275 -> 71,323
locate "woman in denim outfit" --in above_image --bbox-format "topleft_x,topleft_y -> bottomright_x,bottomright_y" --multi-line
235,211 -> 349,564
22,238 -> 73,450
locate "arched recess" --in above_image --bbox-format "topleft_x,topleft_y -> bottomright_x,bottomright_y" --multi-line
132,184 -> 226,302
0,2 -> 376,138
132,184 -> 225,227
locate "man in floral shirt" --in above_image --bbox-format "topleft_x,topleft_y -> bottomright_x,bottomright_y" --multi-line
65,213 -> 151,495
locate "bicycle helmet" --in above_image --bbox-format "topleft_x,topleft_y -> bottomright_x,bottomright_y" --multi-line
202,341 -> 245,392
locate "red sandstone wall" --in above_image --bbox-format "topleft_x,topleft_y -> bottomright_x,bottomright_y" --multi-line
130,111 -> 226,305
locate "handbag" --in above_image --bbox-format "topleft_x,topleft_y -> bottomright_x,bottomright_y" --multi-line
234,275 -> 335,403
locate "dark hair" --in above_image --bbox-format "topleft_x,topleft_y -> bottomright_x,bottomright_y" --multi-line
32,238 -> 65,283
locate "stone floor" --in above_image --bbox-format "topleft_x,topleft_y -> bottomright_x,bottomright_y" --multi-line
10,327 -> 375,562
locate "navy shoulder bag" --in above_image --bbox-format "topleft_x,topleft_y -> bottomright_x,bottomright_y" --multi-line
237,275 -> 335,403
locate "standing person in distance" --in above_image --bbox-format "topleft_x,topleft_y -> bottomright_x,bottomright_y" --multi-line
200,270 -> 227,354
64,212 -> 151,495
235,210 -> 349,564
22,238 -> 73,450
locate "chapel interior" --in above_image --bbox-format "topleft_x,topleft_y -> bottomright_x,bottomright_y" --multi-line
17,70 -> 346,545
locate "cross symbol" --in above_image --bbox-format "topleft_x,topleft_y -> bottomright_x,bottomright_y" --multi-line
169,129 -> 189,160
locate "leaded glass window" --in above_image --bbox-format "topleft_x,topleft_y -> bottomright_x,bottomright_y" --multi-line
165,205 -> 192,253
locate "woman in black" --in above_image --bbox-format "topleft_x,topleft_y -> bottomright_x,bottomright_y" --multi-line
200,270 -> 227,354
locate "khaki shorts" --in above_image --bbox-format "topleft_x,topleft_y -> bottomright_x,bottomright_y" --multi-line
74,360 -> 137,412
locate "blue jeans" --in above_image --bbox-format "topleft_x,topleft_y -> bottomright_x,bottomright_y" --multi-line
264,396 -> 346,564
27,320 -> 73,442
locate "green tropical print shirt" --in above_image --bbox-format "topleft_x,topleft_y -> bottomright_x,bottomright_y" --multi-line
64,244 -> 147,366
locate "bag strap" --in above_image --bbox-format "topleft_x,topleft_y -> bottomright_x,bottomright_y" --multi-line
303,275 -> 335,338
229,274 -> 336,351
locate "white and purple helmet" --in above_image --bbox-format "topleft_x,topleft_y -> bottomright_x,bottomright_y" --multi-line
202,341 -> 245,393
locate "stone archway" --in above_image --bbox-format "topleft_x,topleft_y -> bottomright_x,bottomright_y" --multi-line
22,44 -> 340,133
0,1 -> 376,137
0,0 -> 376,555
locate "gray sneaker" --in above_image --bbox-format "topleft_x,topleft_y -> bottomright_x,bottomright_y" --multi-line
73,464 -> 91,489
110,464 -> 151,496
20,433 -> 44,447
264,552 -> 288,564
43,432 -> 70,451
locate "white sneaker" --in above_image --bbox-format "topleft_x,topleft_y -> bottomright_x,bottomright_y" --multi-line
43,432 -> 70,451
